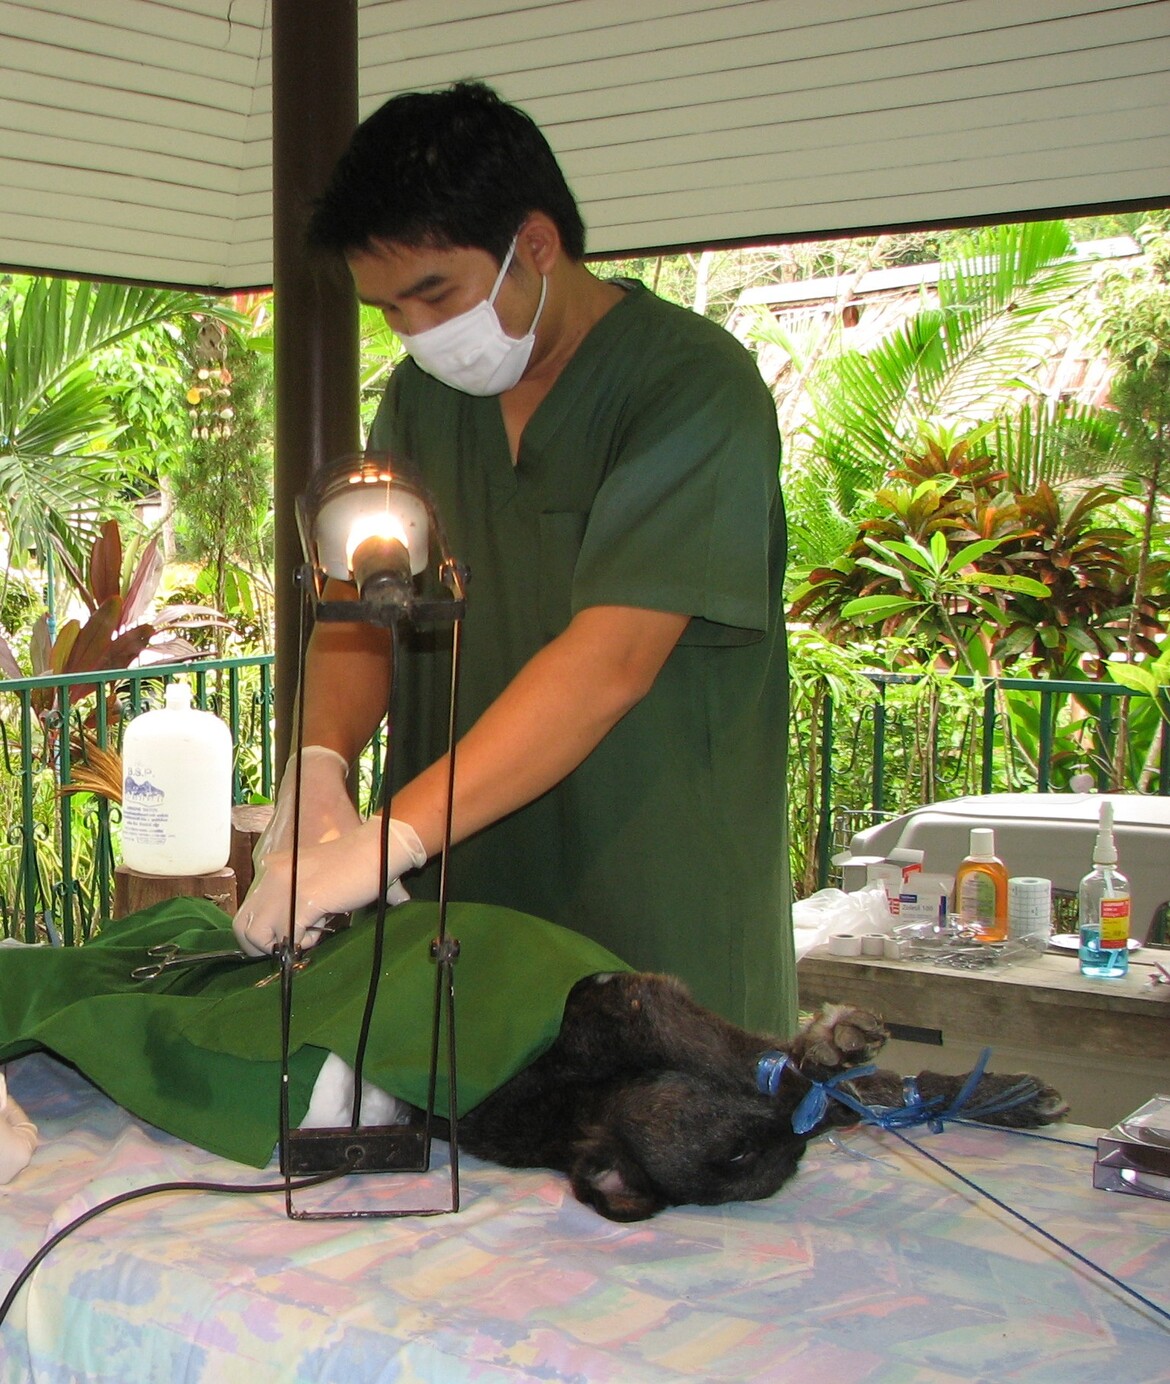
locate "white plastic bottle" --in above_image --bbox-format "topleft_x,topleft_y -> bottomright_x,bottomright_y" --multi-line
121,680 -> 233,875
1078,801 -> 1130,979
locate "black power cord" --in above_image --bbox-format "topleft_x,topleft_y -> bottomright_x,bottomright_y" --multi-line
0,1162 -> 354,1330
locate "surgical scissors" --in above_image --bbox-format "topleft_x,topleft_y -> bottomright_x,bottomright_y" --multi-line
131,942 -> 255,982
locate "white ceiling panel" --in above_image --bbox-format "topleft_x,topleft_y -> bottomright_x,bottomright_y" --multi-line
0,0 -> 1166,289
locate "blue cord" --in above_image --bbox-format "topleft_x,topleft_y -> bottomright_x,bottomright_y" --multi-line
755,1048 -> 1170,1331
881,1123 -> 1170,1330
952,1120 -> 1098,1151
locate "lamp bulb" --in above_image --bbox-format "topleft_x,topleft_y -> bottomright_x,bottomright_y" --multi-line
344,511 -> 410,574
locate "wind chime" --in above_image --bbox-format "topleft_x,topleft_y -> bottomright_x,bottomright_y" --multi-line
186,318 -> 234,440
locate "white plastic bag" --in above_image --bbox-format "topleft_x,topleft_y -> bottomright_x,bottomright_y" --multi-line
792,884 -> 894,961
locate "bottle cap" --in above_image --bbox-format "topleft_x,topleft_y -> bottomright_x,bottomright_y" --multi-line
969,827 -> 995,859
164,680 -> 193,711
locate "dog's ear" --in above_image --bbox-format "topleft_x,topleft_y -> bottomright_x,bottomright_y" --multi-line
569,1132 -> 667,1222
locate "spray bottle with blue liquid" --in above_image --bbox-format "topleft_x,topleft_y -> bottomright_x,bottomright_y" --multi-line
1078,801 -> 1130,979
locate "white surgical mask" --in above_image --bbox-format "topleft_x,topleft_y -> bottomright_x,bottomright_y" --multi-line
397,237 -> 547,396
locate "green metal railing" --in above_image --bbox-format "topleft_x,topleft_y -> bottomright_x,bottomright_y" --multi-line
5,659 -> 1166,946
0,656 -> 274,944
812,672 -> 1169,889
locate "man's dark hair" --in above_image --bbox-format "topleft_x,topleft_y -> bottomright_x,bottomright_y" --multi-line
308,81 -> 586,263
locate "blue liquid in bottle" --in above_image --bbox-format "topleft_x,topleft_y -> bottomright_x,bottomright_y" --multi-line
1078,919 -> 1130,978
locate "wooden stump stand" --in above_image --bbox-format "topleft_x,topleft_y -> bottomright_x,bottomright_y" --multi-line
114,865 -> 238,919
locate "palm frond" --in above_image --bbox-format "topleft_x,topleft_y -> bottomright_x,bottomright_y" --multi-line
59,737 -> 123,804
925,221 -> 1090,420
0,276 -> 217,562
994,397 -> 1125,492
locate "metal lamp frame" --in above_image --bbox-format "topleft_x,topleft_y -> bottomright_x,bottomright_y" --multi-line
278,452 -> 468,1220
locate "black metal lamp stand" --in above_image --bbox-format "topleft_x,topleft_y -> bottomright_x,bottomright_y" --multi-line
278,453 -> 468,1219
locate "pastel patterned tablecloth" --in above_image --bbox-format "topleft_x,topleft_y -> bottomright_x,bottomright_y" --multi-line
1,1054 -> 1167,1382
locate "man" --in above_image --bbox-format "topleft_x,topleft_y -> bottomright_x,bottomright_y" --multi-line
234,81 -> 793,1033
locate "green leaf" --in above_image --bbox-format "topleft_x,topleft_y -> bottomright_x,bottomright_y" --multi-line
1106,662 -> 1158,696
944,537 -> 1005,573
971,573 -> 1052,597
990,625 -> 1037,661
1151,642 -> 1170,677
866,537 -> 937,573
967,595 -> 1012,624
841,595 -> 921,621
854,555 -> 905,582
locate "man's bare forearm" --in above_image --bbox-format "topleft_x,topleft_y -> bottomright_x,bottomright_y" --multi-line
391,604 -> 689,856
298,578 -> 393,766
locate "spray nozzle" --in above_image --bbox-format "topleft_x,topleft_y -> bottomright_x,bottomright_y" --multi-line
1093,800 -> 1118,866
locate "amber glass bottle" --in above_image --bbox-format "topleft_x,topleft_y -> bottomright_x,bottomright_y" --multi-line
952,828 -> 1009,942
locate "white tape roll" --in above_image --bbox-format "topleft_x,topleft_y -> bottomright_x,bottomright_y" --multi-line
829,933 -> 863,957
1008,876 -> 1052,942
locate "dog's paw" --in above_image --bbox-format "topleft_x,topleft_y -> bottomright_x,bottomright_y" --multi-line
791,1003 -> 887,1075
918,1071 -> 1069,1128
569,1126 -> 667,1222
1001,1081 -> 1069,1127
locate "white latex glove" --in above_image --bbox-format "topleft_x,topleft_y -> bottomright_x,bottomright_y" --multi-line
233,815 -> 427,957
254,746 -> 361,862
234,744 -> 365,955
0,1069 -> 37,1184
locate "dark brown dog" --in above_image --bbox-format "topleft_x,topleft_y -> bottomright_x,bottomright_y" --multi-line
453,972 -> 1068,1221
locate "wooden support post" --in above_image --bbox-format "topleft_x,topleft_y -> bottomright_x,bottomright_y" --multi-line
271,0 -> 359,767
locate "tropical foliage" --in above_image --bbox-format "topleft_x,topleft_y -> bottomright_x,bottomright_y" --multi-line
0,277 -> 223,572
788,430 -> 1154,676
763,222 -> 1098,569
0,519 -> 225,724
770,220 -> 1170,684
1095,223 -> 1170,665
169,306 -> 275,653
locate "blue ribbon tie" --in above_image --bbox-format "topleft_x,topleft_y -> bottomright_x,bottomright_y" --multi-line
757,1046 -> 1044,1137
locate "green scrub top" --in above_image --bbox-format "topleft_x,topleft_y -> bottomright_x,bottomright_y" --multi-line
370,280 -> 795,1034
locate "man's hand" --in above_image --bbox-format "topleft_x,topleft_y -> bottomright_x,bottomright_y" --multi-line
234,744 -> 367,955
233,816 -> 427,956
254,745 -> 361,861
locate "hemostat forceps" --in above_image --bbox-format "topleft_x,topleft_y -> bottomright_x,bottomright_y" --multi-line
131,942 -> 254,982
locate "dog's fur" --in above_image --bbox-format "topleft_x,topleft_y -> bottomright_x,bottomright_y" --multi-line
446,972 -> 1068,1222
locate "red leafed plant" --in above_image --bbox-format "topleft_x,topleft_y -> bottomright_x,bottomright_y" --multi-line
0,519 -> 228,724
